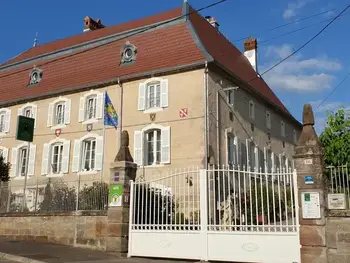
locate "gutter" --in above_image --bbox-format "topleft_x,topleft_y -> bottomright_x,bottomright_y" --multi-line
204,61 -> 209,169
216,84 -> 220,167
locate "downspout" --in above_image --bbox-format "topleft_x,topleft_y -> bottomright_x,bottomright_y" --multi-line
204,62 -> 209,169
118,79 -> 123,150
216,86 -> 220,167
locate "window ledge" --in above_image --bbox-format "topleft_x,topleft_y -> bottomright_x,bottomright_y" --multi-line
13,176 -> 25,181
78,170 -> 98,176
0,132 -> 8,137
140,164 -> 165,169
143,108 -> 164,114
47,173 -> 64,178
82,119 -> 99,125
51,124 -> 67,130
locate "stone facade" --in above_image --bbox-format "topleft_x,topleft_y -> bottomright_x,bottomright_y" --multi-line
0,211 -> 108,251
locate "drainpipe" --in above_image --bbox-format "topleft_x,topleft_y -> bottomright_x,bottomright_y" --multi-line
204,62 -> 209,169
118,79 -> 123,150
216,86 -> 220,167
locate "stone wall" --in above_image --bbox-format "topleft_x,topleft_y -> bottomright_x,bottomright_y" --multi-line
0,211 -> 108,251
326,210 -> 350,262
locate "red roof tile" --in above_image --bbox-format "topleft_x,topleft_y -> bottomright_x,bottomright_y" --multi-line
189,8 -> 291,115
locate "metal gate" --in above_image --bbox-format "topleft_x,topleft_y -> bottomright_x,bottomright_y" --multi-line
128,166 -> 300,263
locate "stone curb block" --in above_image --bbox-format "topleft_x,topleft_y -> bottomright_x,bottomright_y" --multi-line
0,252 -> 46,263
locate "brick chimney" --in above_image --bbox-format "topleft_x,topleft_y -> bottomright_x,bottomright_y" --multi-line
205,16 -> 219,29
244,37 -> 258,72
84,16 -> 105,32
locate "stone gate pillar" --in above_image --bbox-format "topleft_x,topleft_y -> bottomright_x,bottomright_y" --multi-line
293,104 -> 327,263
106,131 -> 137,255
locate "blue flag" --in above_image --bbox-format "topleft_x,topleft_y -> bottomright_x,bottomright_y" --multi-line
104,92 -> 118,128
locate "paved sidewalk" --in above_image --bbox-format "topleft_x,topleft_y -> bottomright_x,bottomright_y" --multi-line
0,238 -> 196,263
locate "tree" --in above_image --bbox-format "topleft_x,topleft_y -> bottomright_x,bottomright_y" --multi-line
319,108 -> 350,166
0,155 -> 10,182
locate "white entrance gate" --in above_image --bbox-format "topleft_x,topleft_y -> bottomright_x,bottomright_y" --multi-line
128,166 -> 300,263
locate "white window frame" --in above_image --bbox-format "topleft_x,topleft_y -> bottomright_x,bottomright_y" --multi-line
11,142 -> 36,179
281,121 -> 286,137
0,108 -> 11,134
266,110 -> 271,130
79,90 -> 103,124
18,103 -> 37,128
226,89 -> 235,107
249,100 -> 255,120
134,124 -> 171,167
226,130 -> 237,167
138,78 -> 169,113
71,133 -> 103,175
47,97 -> 71,129
42,138 -> 70,177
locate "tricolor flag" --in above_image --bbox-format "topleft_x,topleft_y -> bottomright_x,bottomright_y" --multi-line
104,92 -> 118,128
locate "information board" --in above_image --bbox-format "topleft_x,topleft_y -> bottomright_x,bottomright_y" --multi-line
301,192 -> 321,219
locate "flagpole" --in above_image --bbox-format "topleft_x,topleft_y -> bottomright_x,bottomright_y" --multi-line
118,80 -> 123,151
101,90 -> 106,182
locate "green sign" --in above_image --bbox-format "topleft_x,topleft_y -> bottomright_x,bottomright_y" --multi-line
109,184 -> 124,207
16,116 -> 35,142
304,193 -> 311,202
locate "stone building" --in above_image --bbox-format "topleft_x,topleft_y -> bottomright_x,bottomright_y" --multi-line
0,2 -> 301,207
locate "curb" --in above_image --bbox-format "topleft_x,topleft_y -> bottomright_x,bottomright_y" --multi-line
0,252 -> 46,263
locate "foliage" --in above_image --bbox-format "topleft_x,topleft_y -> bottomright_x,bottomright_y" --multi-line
39,182 -> 76,212
0,155 -> 11,182
78,182 -> 108,210
319,108 -> 350,166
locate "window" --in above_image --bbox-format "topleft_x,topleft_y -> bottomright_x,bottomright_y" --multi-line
226,90 -> 234,106
146,82 -> 161,110
18,147 -> 29,177
71,134 -> 103,174
249,100 -> 255,120
42,139 -> 70,176
82,138 -> 96,171
47,98 -> 71,128
55,103 -> 65,125
293,129 -> 297,144
248,141 -> 256,170
266,149 -> 272,172
79,92 -> 103,123
18,104 -> 37,128
138,79 -> 168,112
134,125 -> 171,166
0,109 -> 10,133
266,111 -> 271,129
10,144 -> 36,178
24,107 -> 32,117
227,134 -> 237,166
51,143 -> 63,174
281,121 -> 286,137
145,129 -> 161,165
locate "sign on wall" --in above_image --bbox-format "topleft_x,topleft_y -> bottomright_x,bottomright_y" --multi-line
179,108 -> 188,118
301,192 -> 321,219
109,184 -> 124,207
16,116 -> 35,142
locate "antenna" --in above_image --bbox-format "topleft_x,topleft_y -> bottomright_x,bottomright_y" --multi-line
33,32 -> 38,47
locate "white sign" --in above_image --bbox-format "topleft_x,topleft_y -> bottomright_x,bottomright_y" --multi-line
304,159 -> 313,165
302,192 -> 321,219
328,193 -> 347,210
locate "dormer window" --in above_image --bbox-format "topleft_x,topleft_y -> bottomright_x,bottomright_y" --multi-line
120,41 -> 137,64
29,67 -> 43,85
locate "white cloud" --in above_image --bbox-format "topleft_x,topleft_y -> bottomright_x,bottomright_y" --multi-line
262,44 -> 342,92
283,0 -> 308,20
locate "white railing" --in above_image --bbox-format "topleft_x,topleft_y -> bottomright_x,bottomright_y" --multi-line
129,165 -> 298,233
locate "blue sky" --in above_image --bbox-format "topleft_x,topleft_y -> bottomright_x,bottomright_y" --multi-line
1,0 -> 349,132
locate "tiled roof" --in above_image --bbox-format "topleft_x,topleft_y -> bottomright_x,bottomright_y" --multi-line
0,3 -> 296,123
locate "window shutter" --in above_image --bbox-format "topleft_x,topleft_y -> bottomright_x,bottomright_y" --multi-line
254,146 -> 259,171
246,139 -> 250,168
10,148 -> 18,177
47,103 -> 53,127
28,144 -> 36,176
138,83 -> 146,111
271,152 -> 275,172
233,137 -> 238,166
64,99 -> 71,124
72,139 -> 81,172
161,126 -> 171,164
62,141 -> 71,173
4,110 -> 11,133
133,131 -> 142,166
32,105 -> 37,128
160,79 -> 169,108
3,148 -> 8,163
17,107 -> 23,117
41,143 -> 50,175
78,97 -> 85,122
96,93 -> 104,119
95,136 -> 104,171
263,147 -> 267,168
